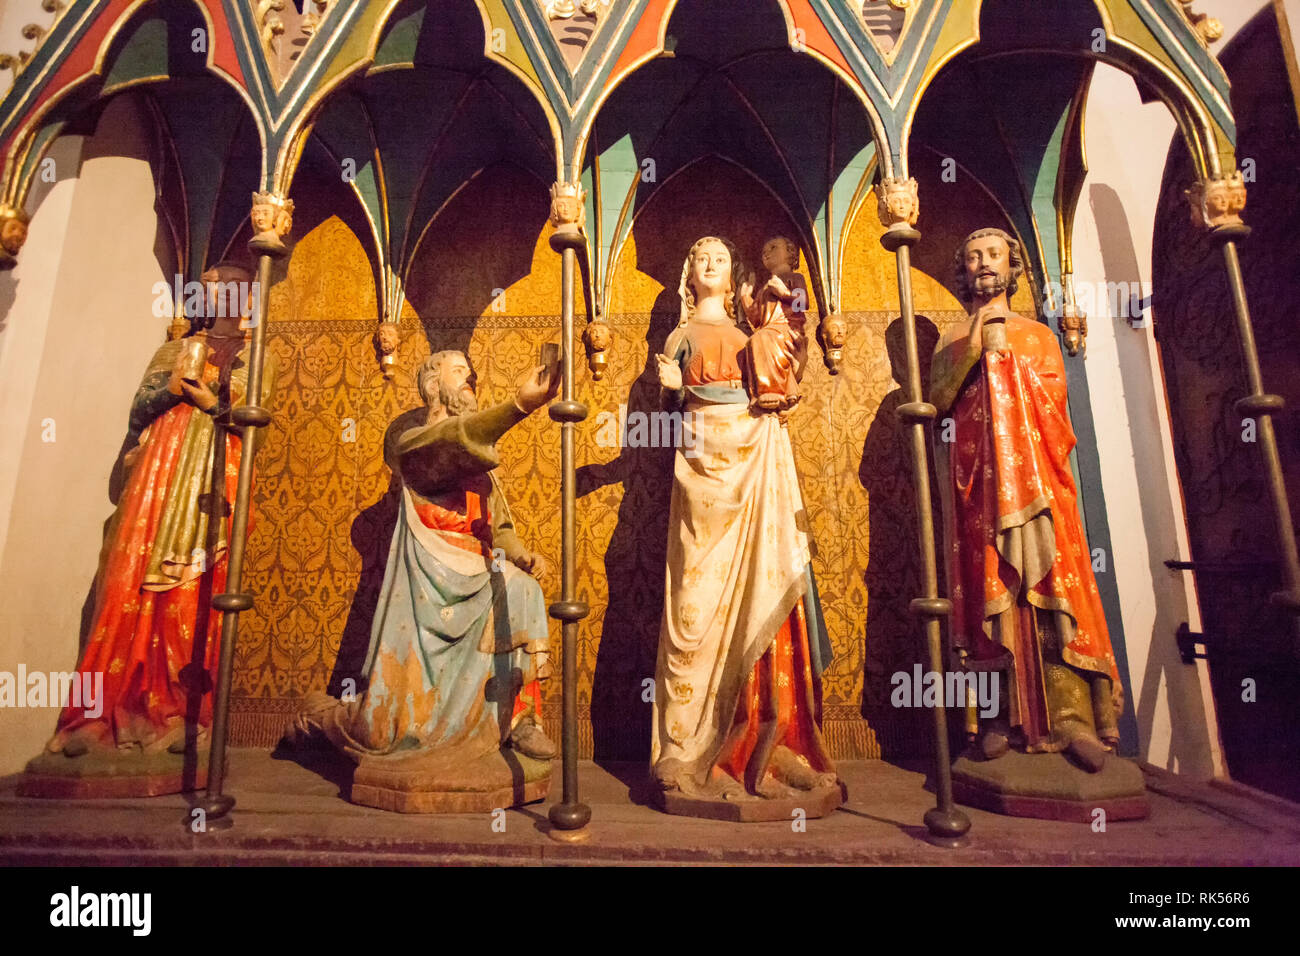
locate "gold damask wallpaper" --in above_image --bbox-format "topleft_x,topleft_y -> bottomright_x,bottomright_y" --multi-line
230,158 -> 1031,760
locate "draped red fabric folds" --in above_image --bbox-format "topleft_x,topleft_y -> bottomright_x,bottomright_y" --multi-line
945,319 -> 1118,685
53,403 -> 241,749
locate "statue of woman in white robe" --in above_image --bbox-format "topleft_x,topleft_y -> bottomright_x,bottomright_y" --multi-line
650,236 -> 841,816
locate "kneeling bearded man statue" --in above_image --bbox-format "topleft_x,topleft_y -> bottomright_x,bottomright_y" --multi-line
288,350 -> 559,812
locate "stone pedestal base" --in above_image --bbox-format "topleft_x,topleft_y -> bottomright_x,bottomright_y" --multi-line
18,748 -> 209,798
652,781 -> 845,822
349,748 -> 551,813
951,749 -> 1148,822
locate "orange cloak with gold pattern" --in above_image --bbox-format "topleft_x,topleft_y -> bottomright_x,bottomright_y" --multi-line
934,316 -> 1118,744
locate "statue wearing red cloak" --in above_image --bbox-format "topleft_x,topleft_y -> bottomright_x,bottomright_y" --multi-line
931,228 -> 1121,772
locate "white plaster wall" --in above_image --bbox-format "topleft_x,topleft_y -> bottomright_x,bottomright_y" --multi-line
0,95 -> 170,775
1073,0 -> 1273,779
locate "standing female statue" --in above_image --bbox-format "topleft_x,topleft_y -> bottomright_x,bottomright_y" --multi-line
650,235 -> 841,818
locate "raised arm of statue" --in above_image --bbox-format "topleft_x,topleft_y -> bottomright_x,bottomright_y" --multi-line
397,399 -> 527,495
929,327 -> 981,416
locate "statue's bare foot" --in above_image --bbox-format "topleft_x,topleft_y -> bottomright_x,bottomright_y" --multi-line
755,393 -> 785,411
1065,733 -> 1108,773
509,721 -> 557,760
981,729 -> 1010,760
712,772 -> 748,801
768,745 -> 838,791
756,772 -> 799,800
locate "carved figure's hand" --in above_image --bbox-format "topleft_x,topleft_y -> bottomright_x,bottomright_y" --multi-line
738,274 -> 755,307
656,353 -> 682,390
518,551 -> 551,579
765,275 -> 792,301
515,363 -> 561,413
180,380 -> 219,412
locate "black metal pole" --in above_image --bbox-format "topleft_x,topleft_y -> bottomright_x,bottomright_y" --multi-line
547,227 -> 591,839
883,225 -> 971,848
198,251 -> 274,824
1213,225 -> 1300,650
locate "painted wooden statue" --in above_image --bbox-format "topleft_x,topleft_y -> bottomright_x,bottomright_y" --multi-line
650,235 -> 841,820
22,263 -> 276,797
931,228 -> 1130,800
737,236 -> 810,410
288,351 -> 559,812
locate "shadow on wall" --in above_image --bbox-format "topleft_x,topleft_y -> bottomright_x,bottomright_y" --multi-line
859,316 -> 940,759
1089,181 -> 1212,775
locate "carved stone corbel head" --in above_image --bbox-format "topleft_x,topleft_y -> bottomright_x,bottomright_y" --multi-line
582,318 -> 612,381
1185,170 -> 1246,230
819,313 -> 847,374
549,181 -> 586,233
0,204 -> 30,269
1060,304 -> 1088,357
375,321 -> 401,379
876,176 -> 920,232
249,190 -> 294,257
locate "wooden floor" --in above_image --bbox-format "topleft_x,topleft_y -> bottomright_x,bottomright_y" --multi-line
2,748 -> 1299,865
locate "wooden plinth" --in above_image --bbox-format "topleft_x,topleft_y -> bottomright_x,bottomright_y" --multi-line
18,748 -> 209,799
653,781 -> 846,822
348,748 -> 552,814
351,776 -> 550,814
951,750 -> 1149,823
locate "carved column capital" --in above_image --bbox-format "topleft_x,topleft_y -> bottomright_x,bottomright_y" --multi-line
1185,170 -> 1246,231
374,321 -> 400,379
1060,305 -> 1088,357
0,203 -> 30,270
549,179 -> 586,231
876,175 -> 920,232
819,312 -> 847,374
582,317 -> 611,381
249,190 -> 294,258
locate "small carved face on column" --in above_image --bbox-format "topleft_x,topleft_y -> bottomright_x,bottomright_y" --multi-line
583,321 -> 611,352
0,207 -> 30,257
1186,173 -> 1246,229
819,313 -> 847,374
1227,172 -> 1247,218
583,320 -> 612,380
250,191 -> 294,254
1204,180 -> 1230,220
375,323 -> 400,355
877,177 -> 919,230
822,314 -> 847,349
250,200 -> 276,235
549,182 -> 586,231
274,203 -> 294,238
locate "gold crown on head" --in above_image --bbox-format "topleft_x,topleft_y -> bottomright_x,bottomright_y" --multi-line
251,190 -> 294,212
